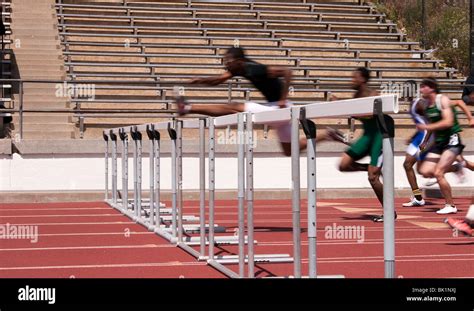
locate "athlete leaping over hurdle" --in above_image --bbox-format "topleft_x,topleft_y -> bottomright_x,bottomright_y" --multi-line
319,67 -> 396,222
175,46 -> 307,156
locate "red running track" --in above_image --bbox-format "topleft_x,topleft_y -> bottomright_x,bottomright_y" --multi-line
0,198 -> 472,278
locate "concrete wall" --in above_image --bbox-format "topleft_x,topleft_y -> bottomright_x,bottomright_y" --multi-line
1,152 -> 473,191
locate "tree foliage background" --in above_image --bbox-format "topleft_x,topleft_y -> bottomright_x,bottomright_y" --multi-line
373,0 -> 470,76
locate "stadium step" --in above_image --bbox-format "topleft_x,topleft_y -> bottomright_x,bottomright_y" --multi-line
12,114 -> 71,124
17,130 -> 75,140
10,0 -> 74,140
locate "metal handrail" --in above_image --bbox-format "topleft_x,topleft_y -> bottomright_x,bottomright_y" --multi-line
61,41 -> 435,54
63,50 -> 444,64
59,31 -> 420,45
1,78 -> 471,86
0,78 -> 472,140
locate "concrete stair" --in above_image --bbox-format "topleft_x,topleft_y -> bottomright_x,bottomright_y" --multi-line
10,0 -> 74,139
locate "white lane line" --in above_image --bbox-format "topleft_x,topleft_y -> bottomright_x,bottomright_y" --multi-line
255,239 -> 471,246
312,257 -> 474,264
0,261 -> 205,271
0,214 -> 123,218
0,207 -> 109,211
0,244 -> 174,251
35,232 -> 149,237
0,221 -> 136,226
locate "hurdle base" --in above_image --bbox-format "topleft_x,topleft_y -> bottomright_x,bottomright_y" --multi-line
162,224 -> 226,234
123,199 -> 166,208
207,259 -> 240,278
178,242 -> 203,260
142,214 -> 199,222
183,235 -> 256,246
265,275 -> 345,279
213,254 -> 293,265
107,200 -> 178,243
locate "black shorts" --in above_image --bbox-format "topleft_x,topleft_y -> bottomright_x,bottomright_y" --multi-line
428,133 -> 465,156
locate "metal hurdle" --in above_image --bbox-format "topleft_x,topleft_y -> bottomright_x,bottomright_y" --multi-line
175,118 -> 251,260
104,119 -> 245,254
250,94 -> 398,278
105,123 -> 176,243
206,113 -> 293,279
103,94 -> 398,279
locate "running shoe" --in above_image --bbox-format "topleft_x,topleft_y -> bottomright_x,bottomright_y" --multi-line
373,211 -> 398,223
326,127 -> 351,145
445,218 -> 473,236
402,197 -> 425,207
436,204 -> 458,215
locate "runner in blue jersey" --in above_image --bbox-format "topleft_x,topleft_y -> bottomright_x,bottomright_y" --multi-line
402,95 -> 431,207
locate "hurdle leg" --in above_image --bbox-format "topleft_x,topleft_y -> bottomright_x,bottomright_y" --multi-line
300,108 -> 317,279
168,123 -> 178,241
148,127 -> 155,226
246,112 -> 255,278
132,127 -> 138,218
155,130 -> 161,227
149,123 -> 174,242
206,117 -> 239,279
373,99 -> 396,279
383,135 -> 395,278
237,113 -> 245,278
199,118 -> 206,258
291,107 -> 302,278
130,126 -> 143,221
208,118 -> 216,260
177,120 -> 184,243
120,129 -> 129,212
103,132 -> 109,201
137,130 -> 143,221
110,130 -> 118,205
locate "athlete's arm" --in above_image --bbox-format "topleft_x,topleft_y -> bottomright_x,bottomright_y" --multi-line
190,71 -> 233,86
451,99 -> 474,127
267,66 -> 292,108
419,130 -> 433,151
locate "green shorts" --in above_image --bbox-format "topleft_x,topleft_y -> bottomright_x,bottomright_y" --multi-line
345,121 -> 383,167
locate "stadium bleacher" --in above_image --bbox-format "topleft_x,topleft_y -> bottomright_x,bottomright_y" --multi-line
3,0 -> 471,139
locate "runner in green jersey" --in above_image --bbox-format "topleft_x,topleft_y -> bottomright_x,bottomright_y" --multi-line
417,78 -> 465,215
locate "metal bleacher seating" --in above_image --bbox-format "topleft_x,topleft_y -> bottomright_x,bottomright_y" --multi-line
54,0 -> 470,139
